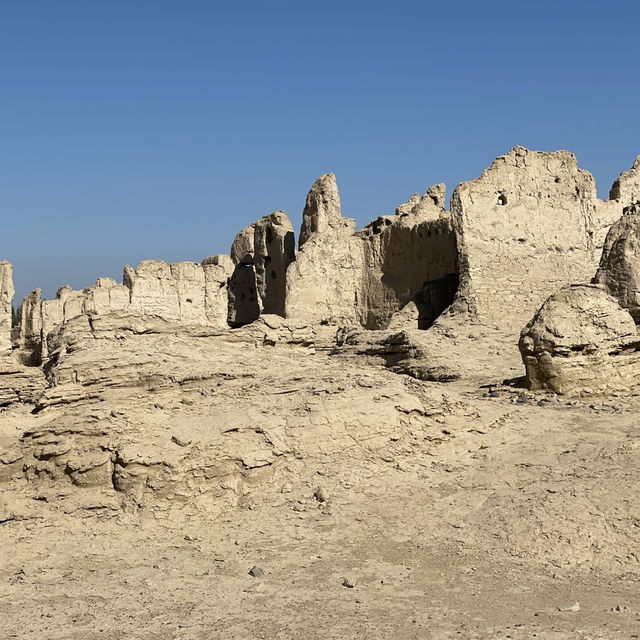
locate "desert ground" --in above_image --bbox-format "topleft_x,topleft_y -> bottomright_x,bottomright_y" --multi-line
1,320 -> 639,640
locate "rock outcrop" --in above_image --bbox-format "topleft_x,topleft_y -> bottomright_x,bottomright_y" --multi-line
0,261 -> 14,354
519,284 -> 640,395
450,147 -> 621,337
593,202 -> 640,322
230,222 -> 255,264
253,211 -> 295,315
356,196 -> 458,329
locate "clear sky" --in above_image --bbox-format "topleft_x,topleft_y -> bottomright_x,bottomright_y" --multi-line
2,0 -> 639,303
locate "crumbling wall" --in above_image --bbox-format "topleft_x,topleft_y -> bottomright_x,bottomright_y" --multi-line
357,193 -> 458,329
19,289 -> 42,365
16,256 -> 234,365
202,255 -> 234,326
285,173 -> 364,325
228,211 -> 295,325
254,211 -> 295,315
0,261 -> 14,354
450,147 -> 622,337
610,156 -> 640,207
286,175 -> 459,329
593,202 -> 640,322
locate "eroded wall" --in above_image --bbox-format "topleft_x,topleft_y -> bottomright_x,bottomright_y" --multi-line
17,256 -> 234,364
0,261 -> 14,354
286,175 -> 459,329
450,147 -> 623,337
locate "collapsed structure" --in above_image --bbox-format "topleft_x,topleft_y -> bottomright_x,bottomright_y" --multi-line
0,146 -> 639,395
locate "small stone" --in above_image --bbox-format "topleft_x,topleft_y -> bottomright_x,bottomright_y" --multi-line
248,566 -> 264,578
342,577 -> 355,588
314,487 -> 327,503
171,435 -> 192,447
557,601 -> 580,612
280,482 -> 293,494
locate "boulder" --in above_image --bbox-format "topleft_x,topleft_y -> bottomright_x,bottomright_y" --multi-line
519,284 -> 640,395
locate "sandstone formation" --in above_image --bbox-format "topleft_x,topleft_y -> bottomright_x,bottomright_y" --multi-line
0,261 -> 14,354
450,147 -> 622,337
593,202 -> 640,321
519,284 -> 640,395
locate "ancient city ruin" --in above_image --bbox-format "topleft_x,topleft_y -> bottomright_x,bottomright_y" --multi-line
3,147 -> 640,637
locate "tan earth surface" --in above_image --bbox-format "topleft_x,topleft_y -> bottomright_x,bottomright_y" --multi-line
1,318 -> 639,639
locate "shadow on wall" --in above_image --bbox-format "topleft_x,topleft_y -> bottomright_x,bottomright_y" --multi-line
414,272 -> 459,329
361,216 -> 460,330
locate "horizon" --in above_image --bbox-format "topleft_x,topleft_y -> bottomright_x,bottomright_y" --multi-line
2,0 -> 640,303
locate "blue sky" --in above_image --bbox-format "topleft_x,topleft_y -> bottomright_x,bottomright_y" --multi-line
2,0 -> 639,302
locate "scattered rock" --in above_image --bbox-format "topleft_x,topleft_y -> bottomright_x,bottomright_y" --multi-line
557,601 -> 580,612
248,566 -> 264,578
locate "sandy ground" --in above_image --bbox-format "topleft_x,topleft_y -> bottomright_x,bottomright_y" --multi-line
1,331 -> 640,639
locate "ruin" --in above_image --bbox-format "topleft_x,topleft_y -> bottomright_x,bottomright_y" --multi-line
450,147 -> 621,337
593,202 -> 640,321
0,146 -> 637,377
4,147 -> 640,639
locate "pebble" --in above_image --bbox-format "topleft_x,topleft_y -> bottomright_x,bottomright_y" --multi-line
557,601 -> 580,612
314,487 -> 327,503
248,566 -> 264,578
342,577 -> 355,588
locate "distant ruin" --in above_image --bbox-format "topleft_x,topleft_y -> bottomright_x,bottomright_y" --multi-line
1,146 -> 639,381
